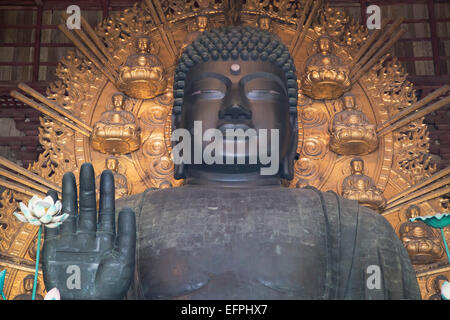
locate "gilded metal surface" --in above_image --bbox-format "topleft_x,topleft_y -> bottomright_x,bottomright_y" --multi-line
341,158 -> 386,212
91,93 -> 141,155
0,0 -> 447,299
301,36 -> 351,99
329,93 -> 378,155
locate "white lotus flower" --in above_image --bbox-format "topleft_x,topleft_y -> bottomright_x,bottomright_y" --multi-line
44,288 -> 61,300
441,281 -> 450,300
13,195 -> 68,228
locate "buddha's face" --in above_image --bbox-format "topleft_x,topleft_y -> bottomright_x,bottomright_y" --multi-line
319,37 -> 331,53
196,16 -> 208,31
343,95 -> 356,109
137,37 -> 149,52
407,206 -> 420,219
24,277 -> 34,292
112,94 -> 124,108
106,158 -> 118,171
258,17 -> 271,30
177,59 -> 293,175
351,159 -> 364,174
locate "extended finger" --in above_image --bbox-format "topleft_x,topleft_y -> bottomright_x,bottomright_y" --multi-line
60,172 -> 78,235
116,208 -> 136,261
98,170 -> 115,235
78,163 -> 97,232
43,189 -> 59,240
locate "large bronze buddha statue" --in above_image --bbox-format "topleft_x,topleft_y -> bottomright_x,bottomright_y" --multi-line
42,27 -> 420,300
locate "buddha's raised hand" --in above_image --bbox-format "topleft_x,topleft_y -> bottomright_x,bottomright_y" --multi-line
42,163 -> 136,300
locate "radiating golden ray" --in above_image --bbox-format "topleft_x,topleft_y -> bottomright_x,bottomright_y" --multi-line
378,95 -> 450,137
387,167 -> 450,205
377,85 -> 450,134
350,18 -> 404,80
58,23 -> 117,84
18,83 -> 92,134
10,90 -> 91,137
0,156 -> 61,193
290,0 -> 321,59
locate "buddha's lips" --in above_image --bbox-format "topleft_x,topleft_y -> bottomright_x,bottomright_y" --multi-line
218,123 -> 257,139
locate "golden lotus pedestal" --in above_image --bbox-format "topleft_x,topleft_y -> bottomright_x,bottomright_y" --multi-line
330,131 -> 378,156
118,79 -> 167,100
302,81 -> 350,100
90,134 -> 141,155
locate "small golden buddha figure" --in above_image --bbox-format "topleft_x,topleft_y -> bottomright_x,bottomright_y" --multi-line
13,275 -> 43,300
399,205 -> 444,265
301,35 -> 351,100
117,36 -> 167,99
90,92 -> 141,155
96,156 -> 129,199
341,157 -> 386,211
180,15 -> 209,55
329,93 -> 378,155
257,16 -> 271,31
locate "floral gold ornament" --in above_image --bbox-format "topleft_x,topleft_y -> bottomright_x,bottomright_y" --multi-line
341,157 -> 386,211
301,35 -> 351,100
91,92 -> 141,155
329,93 -> 378,155
117,36 -> 167,99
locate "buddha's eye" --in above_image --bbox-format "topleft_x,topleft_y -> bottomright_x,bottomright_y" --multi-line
246,89 -> 281,100
191,90 -> 225,100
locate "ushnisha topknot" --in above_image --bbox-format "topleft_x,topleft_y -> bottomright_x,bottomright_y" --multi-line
173,26 -> 298,115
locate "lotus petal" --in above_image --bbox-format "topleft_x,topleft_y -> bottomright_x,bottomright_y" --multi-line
28,195 -> 40,209
44,287 -> 60,300
441,281 -> 450,300
45,222 -> 62,229
33,204 -> 47,218
19,202 -> 33,221
43,195 -> 55,205
54,201 -> 62,214
29,218 -> 42,226
40,214 -> 53,224
51,213 -> 69,223
35,200 -> 52,209
13,212 -> 28,223
46,204 -> 57,217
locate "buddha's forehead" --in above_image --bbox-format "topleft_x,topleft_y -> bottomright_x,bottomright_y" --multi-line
185,59 -> 287,86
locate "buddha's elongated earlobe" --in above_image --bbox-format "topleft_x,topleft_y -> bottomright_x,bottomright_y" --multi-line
279,113 -> 299,180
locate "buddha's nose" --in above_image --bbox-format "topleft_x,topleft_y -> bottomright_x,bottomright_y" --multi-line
219,104 -> 252,121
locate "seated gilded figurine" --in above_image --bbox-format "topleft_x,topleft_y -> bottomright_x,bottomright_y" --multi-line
117,36 -> 167,99
342,157 -> 386,211
180,15 -> 209,56
13,275 -> 43,300
96,156 -> 129,199
329,93 -> 378,155
90,92 -> 141,155
399,205 -> 444,265
42,27 -> 420,300
301,35 -> 351,100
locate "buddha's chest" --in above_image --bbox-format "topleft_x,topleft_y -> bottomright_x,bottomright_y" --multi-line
134,187 -> 328,299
